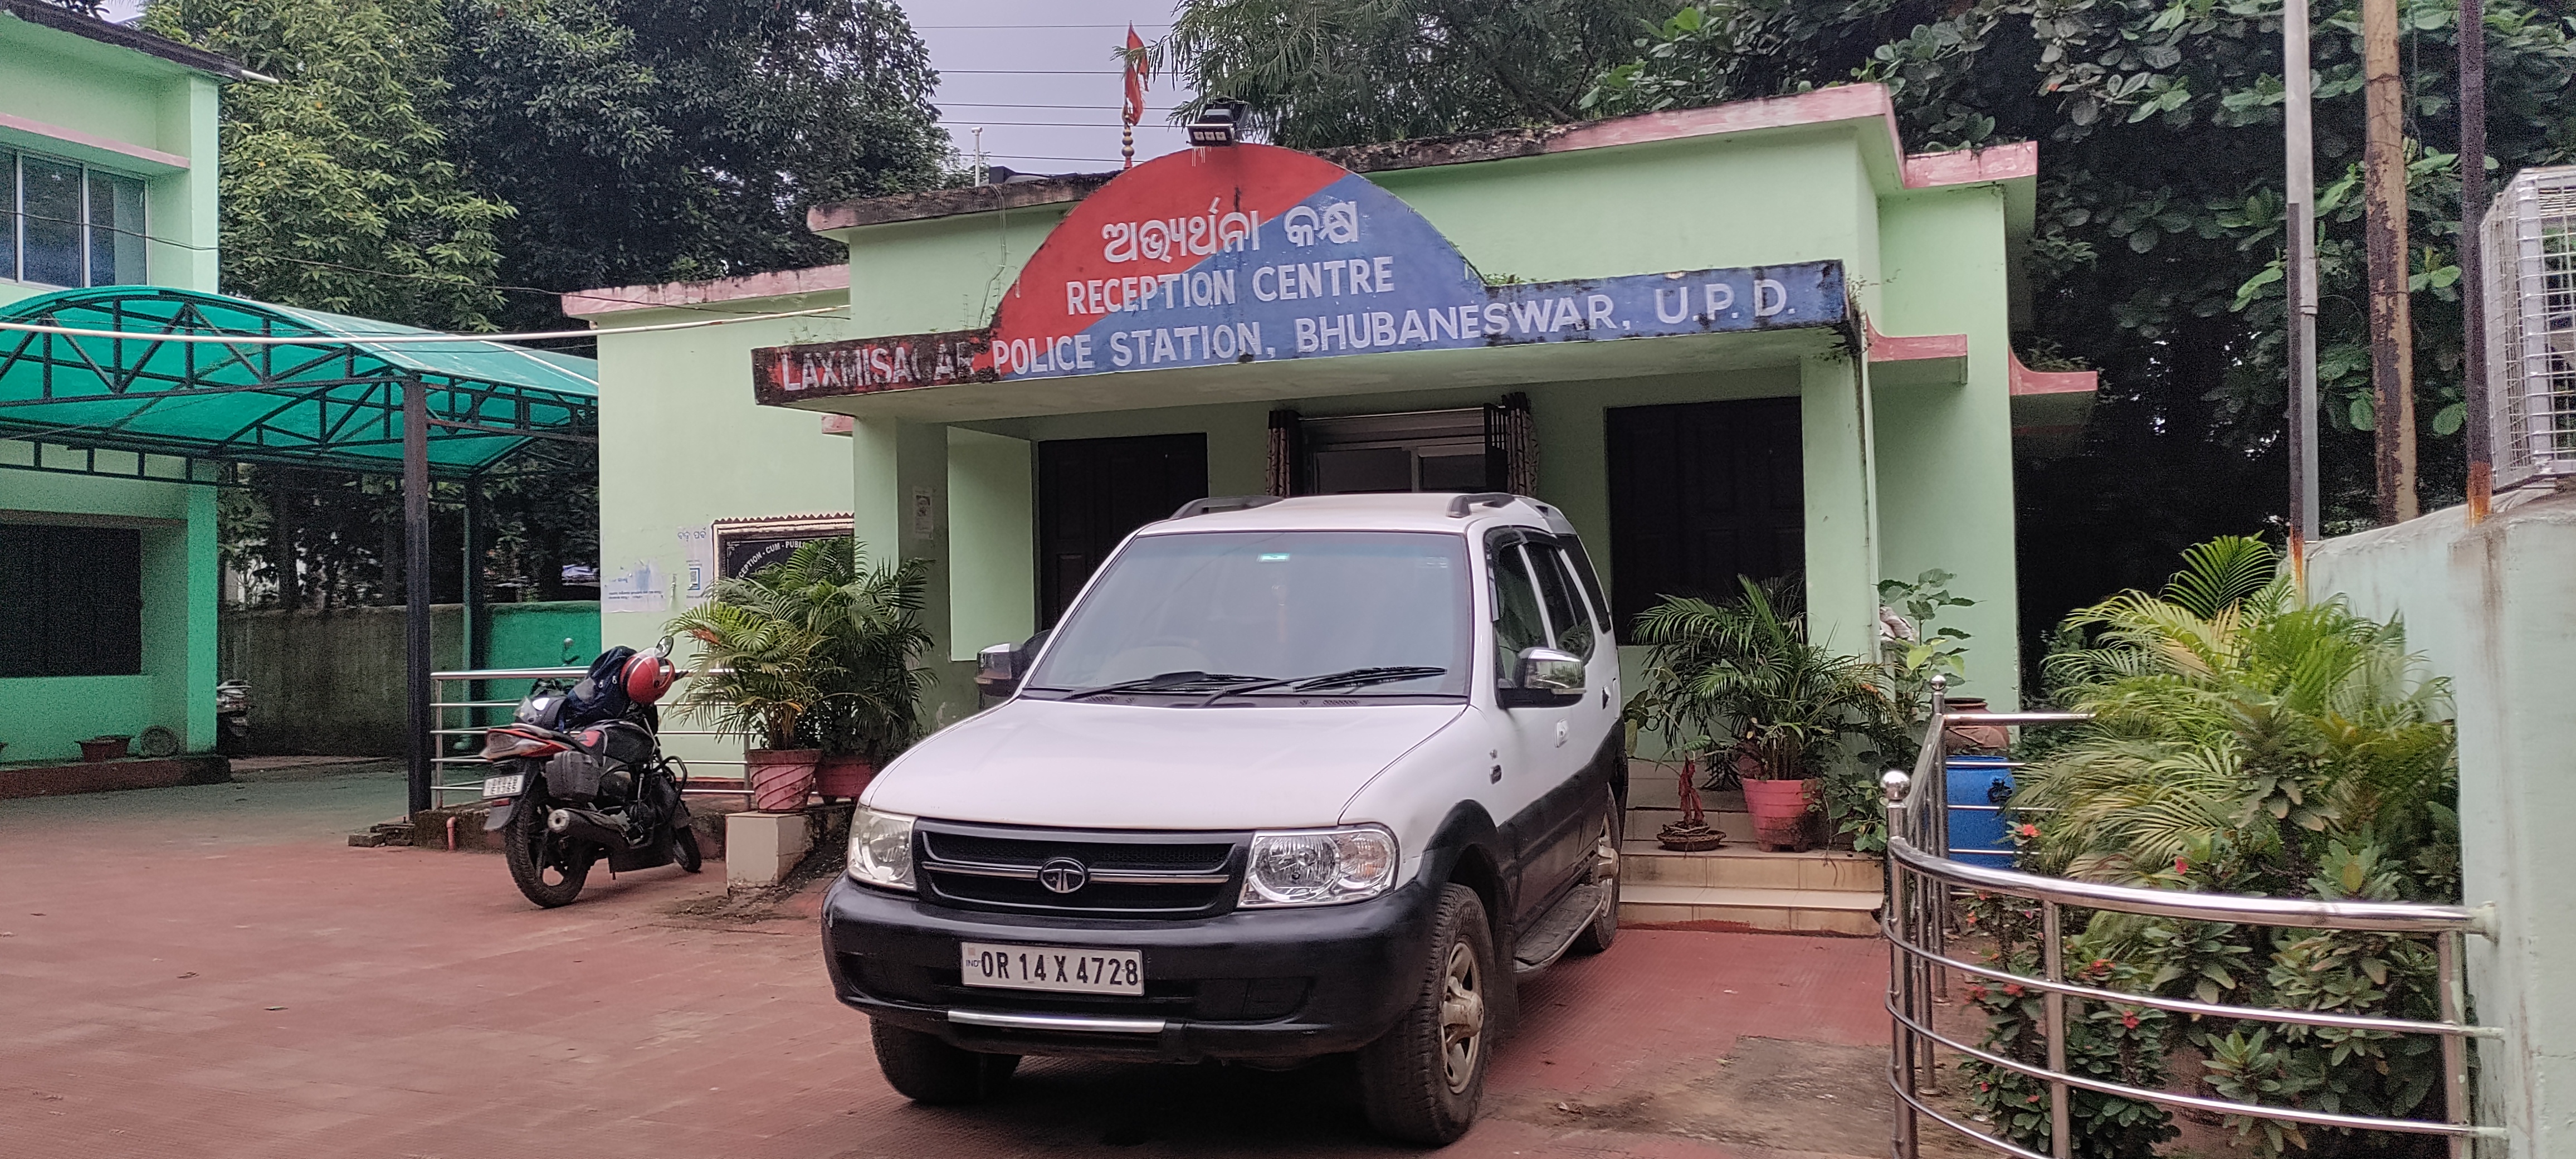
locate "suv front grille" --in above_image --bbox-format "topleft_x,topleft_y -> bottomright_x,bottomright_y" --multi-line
916,821 -> 1244,918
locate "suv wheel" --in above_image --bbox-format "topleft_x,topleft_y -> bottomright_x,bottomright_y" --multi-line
1359,883 -> 1493,1144
870,1019 -> 1019,1104
1569,792 -> 1621,955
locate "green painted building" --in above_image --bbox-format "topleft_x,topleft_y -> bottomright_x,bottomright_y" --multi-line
576,86 -> 2091,739
0,2 -> 247,762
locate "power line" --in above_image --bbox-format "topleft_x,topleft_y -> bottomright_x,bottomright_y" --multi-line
914,23 -> 1171,29
938,70 -> 1126,75
0,304 -> 848,347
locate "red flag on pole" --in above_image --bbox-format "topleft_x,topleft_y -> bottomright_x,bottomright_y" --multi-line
1122,25 -> 1148,126
1120,25 -> 1145,168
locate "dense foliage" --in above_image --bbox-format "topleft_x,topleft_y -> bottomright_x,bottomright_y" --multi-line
135,0 -> 953,606
1960,538 -> 2461,1157
444,0 -> 952,330
146,0 -> 511,330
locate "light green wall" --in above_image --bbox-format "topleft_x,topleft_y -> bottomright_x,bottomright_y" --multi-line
0,11 -> 228,761
591,289 -> 860,763
0,14 -> 225,296
1,462 -> 217,761
1870,184 -> 2023,706
945,427 -> 1035,661
2308,495 -> 2576,1157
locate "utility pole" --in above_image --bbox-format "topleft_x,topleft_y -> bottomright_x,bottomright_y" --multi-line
2458,0 -> 2492,523
2285,0 -> 2321,560
2363,0 -> 2419,524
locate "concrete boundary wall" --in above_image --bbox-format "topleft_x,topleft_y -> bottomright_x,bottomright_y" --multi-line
2309,490 -> 2576,1157
217,602 -> 599,756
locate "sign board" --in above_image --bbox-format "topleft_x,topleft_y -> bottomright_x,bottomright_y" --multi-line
753,145 -> 1847,405
710,514 -> 853,581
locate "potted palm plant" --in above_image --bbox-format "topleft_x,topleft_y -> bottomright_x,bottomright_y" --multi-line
666,574 -> 832,812
776,538 -> 935,800
1630,578 -> 1887,851
667,537 -> 934,809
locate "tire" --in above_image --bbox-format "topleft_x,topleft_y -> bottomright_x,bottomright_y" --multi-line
672,826 -> 704,874
1359,883 -> 1494,1145
504,791 -> 591,908
871,1019 -> 1019,1104
1569,793 -> 1621,956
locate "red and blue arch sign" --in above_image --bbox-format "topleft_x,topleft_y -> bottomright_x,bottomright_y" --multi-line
752,144 -> 1845,402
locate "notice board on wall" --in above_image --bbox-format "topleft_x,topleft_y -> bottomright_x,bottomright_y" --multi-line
710,514 -> 852,582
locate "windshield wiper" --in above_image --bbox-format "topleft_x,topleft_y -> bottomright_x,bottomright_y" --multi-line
1196,666 -> 1448,705
1060,671 -> 1269,702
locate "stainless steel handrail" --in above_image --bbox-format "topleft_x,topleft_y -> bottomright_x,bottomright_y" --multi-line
1885,680 -> 2495,1159
425,665 -> 742,802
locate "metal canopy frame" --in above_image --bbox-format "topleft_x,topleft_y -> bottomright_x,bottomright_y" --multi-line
0,286 -> 601,816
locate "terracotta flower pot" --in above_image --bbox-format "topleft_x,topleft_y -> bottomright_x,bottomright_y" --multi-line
1741,777 -> 1819,852
79,736 -> 133,763
744,748 -> 821,812
815,753 -> 875,801
1943,697 -> 2011,752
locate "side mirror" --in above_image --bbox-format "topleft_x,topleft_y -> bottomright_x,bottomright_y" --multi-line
1509,646 -> 1585,704
975,642 -> 1022,698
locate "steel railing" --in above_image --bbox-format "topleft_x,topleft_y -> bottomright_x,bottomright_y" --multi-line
427,666 -> 753,803
1884,680 -> 2497,1159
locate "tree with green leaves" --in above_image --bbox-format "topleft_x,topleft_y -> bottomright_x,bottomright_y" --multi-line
1167,0 -> 1672,147
443,0 -> 952,330
145,0 -> 511,331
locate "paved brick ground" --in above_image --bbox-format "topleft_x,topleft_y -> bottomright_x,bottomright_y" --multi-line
0,770 -> 1903,1159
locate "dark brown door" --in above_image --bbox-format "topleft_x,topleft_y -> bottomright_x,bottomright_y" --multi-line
1037,433 -> 1209,625
1604,397 -> 1804,626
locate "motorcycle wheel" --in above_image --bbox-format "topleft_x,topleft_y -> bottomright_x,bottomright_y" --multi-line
672,826 -> 704,874
505,792 -> 592,908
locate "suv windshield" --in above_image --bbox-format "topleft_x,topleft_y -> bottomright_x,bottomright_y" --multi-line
1022,530 -> 1472,702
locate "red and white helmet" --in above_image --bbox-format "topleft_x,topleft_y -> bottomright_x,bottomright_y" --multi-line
623,652 -> 676,705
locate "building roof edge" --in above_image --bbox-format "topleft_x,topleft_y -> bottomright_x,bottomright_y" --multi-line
562,265 -> 851,320
0,1 -> 256,81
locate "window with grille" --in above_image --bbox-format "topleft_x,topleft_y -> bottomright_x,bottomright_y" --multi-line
0,523 -> 145,678
4,150 -> 148,289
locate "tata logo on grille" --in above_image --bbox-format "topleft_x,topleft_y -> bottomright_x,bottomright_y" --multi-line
1036,856 -> 1089,894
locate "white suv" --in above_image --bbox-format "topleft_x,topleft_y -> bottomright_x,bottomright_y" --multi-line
821,492 -> 1624,1144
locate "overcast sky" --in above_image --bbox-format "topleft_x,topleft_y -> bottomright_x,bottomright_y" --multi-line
102,0 -> 1197,174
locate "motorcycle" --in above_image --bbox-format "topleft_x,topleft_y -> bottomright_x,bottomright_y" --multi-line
214,679 -> 251,756
477,639 -> 701,908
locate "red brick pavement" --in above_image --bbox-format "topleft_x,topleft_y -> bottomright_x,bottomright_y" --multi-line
0,778 -> 1895,1158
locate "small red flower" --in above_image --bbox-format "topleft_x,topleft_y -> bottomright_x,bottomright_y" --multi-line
2121,1011 -> 2141,1030
2174,856 -> 2190,875
2027,1093 -> 2043,1104
1965,984 -> 1989,1001
2018,823 -> 2041,839
2003,983 -> 2024,997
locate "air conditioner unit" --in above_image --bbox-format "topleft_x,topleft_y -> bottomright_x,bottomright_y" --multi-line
2485,165 -> 2576,490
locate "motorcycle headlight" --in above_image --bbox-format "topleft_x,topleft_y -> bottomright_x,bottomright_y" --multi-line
1239,825 -> 1399,908
846,805 -> 916,892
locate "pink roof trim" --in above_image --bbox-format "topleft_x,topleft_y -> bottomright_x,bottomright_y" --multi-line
2009,349 -> 2098,397
1865,321 -> 1969,363
563,264 -> 850,319
1541,86 -> 2035,191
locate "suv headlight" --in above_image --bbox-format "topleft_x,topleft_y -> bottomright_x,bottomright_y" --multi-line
1239,825 -> 1399,907
847,805 -> 916,892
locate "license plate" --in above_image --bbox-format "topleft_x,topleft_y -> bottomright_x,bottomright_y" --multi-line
959,942 -> 1143,996
481,773 -> 524,799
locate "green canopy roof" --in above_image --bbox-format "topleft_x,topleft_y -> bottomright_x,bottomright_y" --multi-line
0,286 -> 597,478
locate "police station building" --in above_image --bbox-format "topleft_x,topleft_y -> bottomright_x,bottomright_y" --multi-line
568,84 -> 2093,731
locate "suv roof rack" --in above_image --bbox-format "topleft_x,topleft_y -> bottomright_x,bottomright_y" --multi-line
1446,492 -> 1519,518
1169,495 -> 1286,520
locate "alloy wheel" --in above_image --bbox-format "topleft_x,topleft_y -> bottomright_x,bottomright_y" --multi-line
1438,939 -> 1485,1093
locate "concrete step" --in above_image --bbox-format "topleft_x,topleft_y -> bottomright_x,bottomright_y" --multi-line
1617,883 -> 1882,936
1627,806 -> 1754,844
1619,840 -> 1881,892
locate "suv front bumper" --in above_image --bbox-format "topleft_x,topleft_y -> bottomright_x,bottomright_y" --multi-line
821,874 -> 1440,1063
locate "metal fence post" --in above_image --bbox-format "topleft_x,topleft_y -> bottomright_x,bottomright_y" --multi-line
2440,931 -> 2468,1159
2042,899 -> 2072,1159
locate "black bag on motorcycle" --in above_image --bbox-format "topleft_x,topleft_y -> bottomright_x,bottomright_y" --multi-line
542,750 -> 628,803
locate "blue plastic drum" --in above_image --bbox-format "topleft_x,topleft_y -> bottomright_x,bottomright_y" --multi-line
1944,756 -> 2017,867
